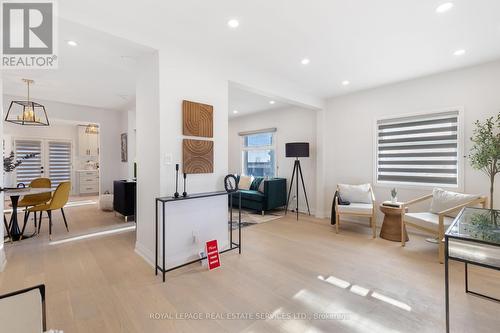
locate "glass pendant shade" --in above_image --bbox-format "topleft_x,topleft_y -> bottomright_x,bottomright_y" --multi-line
4,79 -> 49,126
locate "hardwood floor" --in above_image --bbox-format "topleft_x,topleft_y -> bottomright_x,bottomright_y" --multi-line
1,210 -> 499,332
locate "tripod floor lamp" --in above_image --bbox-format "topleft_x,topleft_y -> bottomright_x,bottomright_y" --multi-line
285,142 -> 311,220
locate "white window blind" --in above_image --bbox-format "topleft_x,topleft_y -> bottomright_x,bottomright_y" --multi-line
48,141 -> 72,189
14,140 -> 42,185
376,111 -> 460,187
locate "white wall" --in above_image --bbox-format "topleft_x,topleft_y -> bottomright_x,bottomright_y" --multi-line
127,109 -> 136,179
2,95 -> 128,193
229,107 -> 317,214
134,52 -> 160,264
324,60 -> 500,217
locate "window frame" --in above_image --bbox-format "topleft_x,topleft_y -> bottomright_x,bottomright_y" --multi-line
373,107 -> 465,191
240,131 -> 277,177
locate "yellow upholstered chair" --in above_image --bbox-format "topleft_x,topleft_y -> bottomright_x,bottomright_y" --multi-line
18,178 -> 52,208
22,182 -> 71,240
17,178 -> 51,232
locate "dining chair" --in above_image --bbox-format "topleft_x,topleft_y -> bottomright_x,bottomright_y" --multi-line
21,182 -> 71,240
17,178 -> 52,232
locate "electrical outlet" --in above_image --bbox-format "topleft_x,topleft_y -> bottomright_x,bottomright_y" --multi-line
164,153 -> 173,165
192,230 -> 199,243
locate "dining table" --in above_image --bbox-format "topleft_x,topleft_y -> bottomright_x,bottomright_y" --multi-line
5,187 -> 54,241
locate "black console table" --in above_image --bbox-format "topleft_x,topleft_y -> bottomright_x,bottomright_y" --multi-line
155,191 -> 242,282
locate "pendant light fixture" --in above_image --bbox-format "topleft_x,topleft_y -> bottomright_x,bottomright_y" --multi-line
85,124 -> 99,134
5,79 -> 50,126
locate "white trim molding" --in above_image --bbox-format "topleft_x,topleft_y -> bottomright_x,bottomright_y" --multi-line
0,247 -> 6,272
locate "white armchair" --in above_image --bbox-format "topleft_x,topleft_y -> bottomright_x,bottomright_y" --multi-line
335,183 -> 377,238
402,188 -> 487,263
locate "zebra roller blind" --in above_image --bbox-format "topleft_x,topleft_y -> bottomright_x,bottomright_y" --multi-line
49,141 -> 72,189
14,140 -> 42,185
376,111 -> 460,187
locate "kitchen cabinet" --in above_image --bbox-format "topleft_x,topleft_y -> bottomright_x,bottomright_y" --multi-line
76,170 -> 99,195
78,126 -> 99,157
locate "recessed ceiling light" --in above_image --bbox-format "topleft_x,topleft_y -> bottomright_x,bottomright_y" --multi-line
227,19 -> 239,28
269,100 -> 276,105
436,2 -> 454,13
453,49 -> 466,56
342,80 -> 350,86
301,58 -> 310,65
67,40 -> 78,46
233,110 -> 238,114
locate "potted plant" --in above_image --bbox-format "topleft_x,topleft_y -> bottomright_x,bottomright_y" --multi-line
3,151 -> 39,187
469,113 -> 500,209
390,188 -> 397,203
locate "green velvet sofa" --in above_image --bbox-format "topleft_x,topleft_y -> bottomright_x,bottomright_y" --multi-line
231,177 -> 287,215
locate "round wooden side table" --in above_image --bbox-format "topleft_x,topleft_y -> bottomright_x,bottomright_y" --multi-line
379,204 -> 409,242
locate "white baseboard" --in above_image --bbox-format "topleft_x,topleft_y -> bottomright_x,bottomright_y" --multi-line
0,247 -> 6,272
134,241 -> 155,268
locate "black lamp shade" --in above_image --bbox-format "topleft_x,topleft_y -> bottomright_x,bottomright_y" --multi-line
285,142 -> 309,158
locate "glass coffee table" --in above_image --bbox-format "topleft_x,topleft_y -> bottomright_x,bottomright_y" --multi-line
444,207 -> 500,333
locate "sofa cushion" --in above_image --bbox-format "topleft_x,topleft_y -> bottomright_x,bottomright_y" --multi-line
238,190 -> 265,202
338,203 -> 373,215
338,184 -> 372,204
258,179 -> 265,193
250,177 -> 264,191
404,212 -> 454,230
429,188 -> 480,216
239,175 -> 253,190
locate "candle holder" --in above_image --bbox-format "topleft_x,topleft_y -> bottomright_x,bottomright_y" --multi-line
182,173 -> 188,197
174,164 -> 180,198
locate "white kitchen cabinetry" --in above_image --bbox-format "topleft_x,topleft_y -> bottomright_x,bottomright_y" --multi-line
77,170 -> 99,194
77,126 -> 99,157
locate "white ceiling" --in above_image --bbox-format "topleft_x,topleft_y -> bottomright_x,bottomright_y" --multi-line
56,0 -> 500,102
229,85 -> 296,118
2,19 -> 152,110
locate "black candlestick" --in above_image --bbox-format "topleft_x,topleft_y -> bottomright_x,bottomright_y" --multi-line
174,164 -> 180,198
182,173 -> 188,197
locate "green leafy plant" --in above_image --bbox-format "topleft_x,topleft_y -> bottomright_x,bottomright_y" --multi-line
3,151 -> 39,173
391,188 -> 397,199
469,114 -> 500,209
468,211 -> 499,237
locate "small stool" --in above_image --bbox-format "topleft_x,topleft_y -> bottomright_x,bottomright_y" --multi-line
379,204 -> 409,242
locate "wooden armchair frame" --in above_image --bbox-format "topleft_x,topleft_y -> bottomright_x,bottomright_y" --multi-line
401,194 -> 487,263
335,184 -> 377,238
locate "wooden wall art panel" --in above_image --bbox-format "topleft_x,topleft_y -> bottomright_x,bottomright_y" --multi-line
182,100 -> 213,138
183,139 -> 214,174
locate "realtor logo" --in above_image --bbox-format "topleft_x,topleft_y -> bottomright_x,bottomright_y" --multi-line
1,0 -> 58,68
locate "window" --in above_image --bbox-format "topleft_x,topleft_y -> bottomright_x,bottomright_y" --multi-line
376,110 -> 461,187
240,130 -> 276,177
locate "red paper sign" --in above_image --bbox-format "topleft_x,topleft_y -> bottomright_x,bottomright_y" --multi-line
206,240 -> 221,270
